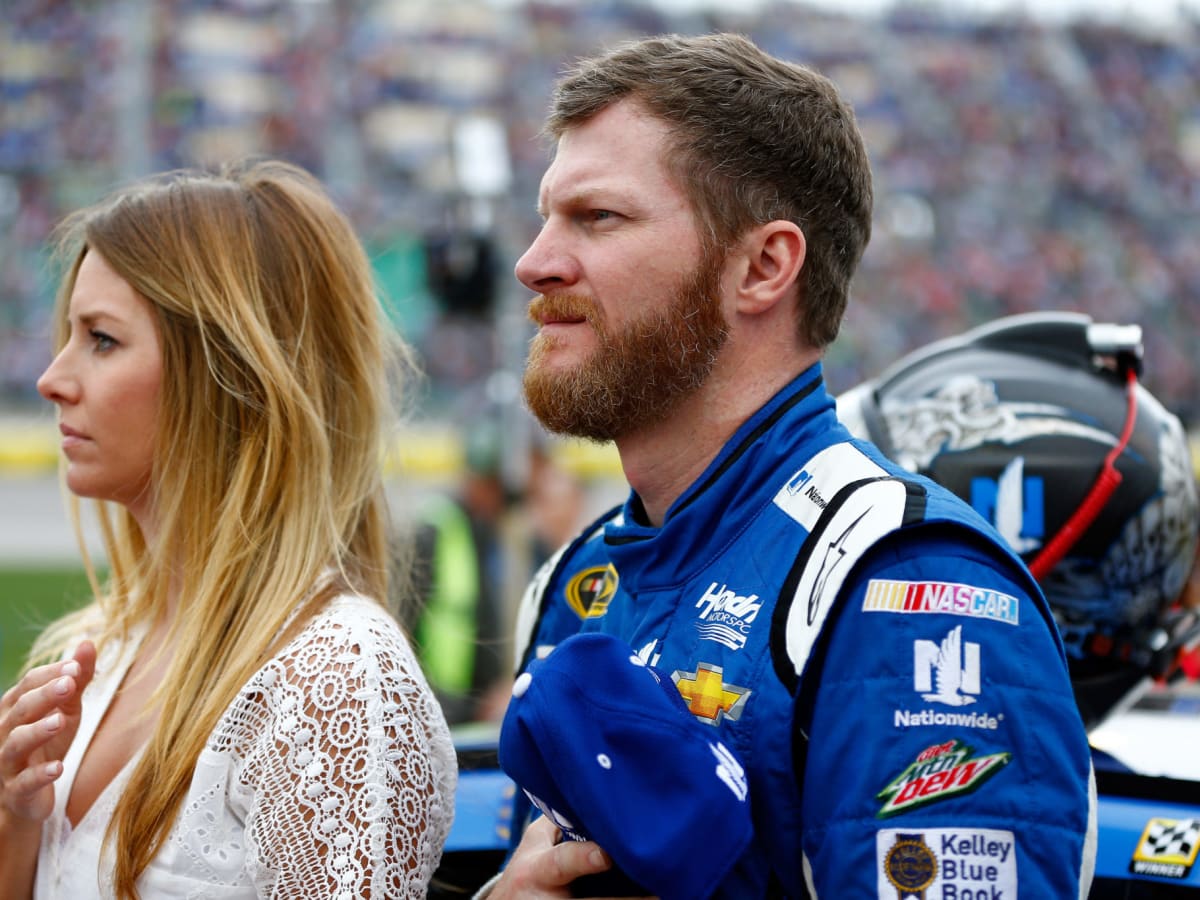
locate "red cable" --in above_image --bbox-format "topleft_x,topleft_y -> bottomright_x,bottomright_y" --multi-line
1028,367 -> 1138,582
1179,646 -> 1200,681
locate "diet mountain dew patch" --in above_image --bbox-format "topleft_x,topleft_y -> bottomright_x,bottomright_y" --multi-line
877,828 -> 1017,899
877,739 -> 1011,818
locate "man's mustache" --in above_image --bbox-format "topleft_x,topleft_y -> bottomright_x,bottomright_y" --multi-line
528,293 -> 601,326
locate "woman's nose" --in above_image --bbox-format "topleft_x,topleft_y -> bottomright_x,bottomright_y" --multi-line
37,347 -> 77,405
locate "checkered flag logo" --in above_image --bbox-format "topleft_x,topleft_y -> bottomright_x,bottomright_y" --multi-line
1139,818 -> 1200,862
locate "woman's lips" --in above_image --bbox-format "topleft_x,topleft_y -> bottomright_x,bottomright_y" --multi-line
59,424 -> 89,450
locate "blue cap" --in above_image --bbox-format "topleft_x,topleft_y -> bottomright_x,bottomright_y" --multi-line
498,633 -> 753,900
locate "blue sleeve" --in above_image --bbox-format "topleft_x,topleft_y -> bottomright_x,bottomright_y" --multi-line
514,508 -> 620,672
505,528 -> 615,857
799,528 -> 1095,898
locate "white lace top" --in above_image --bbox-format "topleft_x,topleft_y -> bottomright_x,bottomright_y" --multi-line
34,594 -> 457,899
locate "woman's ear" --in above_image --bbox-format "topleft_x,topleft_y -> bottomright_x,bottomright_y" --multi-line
733,220 -> 806,315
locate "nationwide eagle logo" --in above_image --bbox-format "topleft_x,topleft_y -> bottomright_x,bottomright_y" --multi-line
914,626 -> 980,706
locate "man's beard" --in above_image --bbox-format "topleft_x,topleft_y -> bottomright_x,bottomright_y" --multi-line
522,254 -> 729,442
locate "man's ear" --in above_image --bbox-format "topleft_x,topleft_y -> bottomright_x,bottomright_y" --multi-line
733,221 -> 806,316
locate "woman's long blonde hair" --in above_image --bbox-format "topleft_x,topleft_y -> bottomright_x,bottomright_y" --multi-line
30,159 -> 413,897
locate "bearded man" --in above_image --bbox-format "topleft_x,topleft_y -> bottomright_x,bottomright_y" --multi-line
482,32 -> 1096,900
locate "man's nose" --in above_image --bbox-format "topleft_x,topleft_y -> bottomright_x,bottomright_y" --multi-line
514,221 -> 581,294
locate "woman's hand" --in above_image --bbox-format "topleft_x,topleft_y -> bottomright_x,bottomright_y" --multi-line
0,641 -> 96,826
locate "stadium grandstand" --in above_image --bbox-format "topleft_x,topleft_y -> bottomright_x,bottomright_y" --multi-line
1,0 -> 1198,477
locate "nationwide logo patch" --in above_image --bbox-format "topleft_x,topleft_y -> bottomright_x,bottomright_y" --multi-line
877,827 -> 1017,899
897,626 -> 1003,730
894,708 -> 1002,731
564,564 -> 618,619
782,467 -> 829,509
1130,817 -> 1200,880
863,579 -> 1019,625
672,662 -> 751,726
877,739 -> 1011,818
914,626 -> 980,706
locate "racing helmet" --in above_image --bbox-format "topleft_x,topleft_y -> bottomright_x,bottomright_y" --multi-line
838,312 -> 1199,730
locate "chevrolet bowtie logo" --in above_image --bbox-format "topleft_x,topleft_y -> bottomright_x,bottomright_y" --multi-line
672,662 -> 751,725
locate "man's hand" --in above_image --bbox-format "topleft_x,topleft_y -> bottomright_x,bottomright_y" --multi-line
487,816 -> 655,899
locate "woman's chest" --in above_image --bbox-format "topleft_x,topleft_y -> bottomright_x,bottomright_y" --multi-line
39,734 -> 255,898
65,647 -> 166,828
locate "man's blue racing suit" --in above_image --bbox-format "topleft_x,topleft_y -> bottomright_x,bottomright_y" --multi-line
513,364 -> 1096,898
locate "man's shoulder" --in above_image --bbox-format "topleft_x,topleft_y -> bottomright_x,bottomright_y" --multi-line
767,437 -> 922,527
512,504 -> 623,668
539,502 -> 620,570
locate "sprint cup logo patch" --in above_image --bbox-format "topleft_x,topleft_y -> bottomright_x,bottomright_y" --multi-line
564,564 -> 618,619
1130,817 -> 1200,879
877,739 -> 1010,818
877,828 -> 1017,899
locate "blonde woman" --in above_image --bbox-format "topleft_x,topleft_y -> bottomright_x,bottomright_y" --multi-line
0,160 -> 456,898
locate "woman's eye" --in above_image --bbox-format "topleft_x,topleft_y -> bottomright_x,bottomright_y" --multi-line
90,330 -> 117,352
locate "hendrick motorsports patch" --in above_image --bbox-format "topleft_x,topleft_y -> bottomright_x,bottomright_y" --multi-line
1130,817 -> 1200,880
877,828 -> 1016,899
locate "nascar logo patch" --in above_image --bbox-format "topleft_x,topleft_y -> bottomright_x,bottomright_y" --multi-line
863,579 -> 1019,625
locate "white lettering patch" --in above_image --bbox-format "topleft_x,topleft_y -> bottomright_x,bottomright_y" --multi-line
894,709 -> 1002,731
773,446 -> 888,531
694,582 -> 761,651
877,828 -> 1017,899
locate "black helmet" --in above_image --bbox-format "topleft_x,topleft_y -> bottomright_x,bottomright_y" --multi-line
838,312 -> 1199,730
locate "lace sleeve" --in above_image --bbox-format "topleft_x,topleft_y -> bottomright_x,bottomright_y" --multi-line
211,596 -> 456,898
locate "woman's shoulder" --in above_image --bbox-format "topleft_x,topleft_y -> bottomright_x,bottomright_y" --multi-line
274,592 -> 420,672
213,592 -> 448,753
308,591 -> 404,631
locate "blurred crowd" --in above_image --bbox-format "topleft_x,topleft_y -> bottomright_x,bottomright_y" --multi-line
1,0 -> 1199,428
